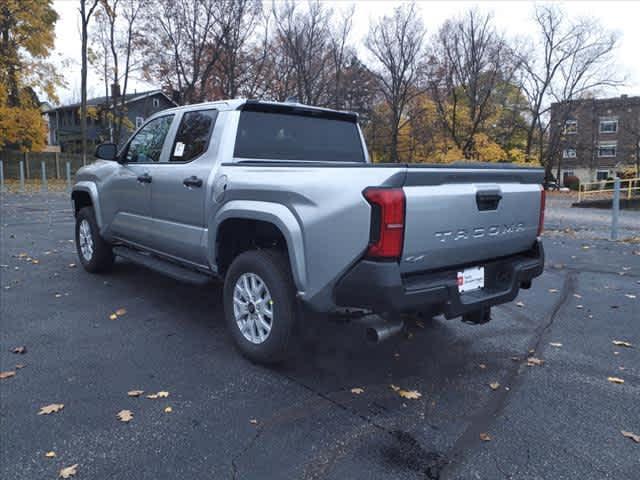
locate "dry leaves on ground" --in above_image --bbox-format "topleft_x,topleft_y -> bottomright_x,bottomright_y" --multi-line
515,301 -> 525,307
164,406 -> 173,413
109,313 -> 117,320
625,294 -> 637,299
45,451 -> 56,458
526,357 -> 544,367
15,363 -> 26,369
621,430 -> 640,443
115,308 -> 127,316
0,371 -> 16,380
489,382 -> 500,391
548,288 -> 559,293
612,340 -> 633,348
38,404 -> 64,415
549,342 -> 563,347
117,410 -> 133,422
127,390 -> 144,397
479,433 -> 492,441
11,345 -> 26,354
389,384 -> 422,400
146,391 -> 169,399
398,389 -> 422,400
350,387 -> 365,395
59,464 -> 78,478
608,377 -> 625,384
573,293 -> 582,299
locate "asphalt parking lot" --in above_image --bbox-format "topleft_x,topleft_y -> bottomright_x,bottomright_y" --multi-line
1,192 -> 639,480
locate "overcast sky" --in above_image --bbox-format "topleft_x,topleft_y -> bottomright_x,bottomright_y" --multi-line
51,0 -> 640,104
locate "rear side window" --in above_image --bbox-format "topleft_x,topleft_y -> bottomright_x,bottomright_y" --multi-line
170,109 -> 217,162
234,111 -> 365,162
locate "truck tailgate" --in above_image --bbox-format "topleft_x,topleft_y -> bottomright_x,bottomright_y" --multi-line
400,166 -> 544,273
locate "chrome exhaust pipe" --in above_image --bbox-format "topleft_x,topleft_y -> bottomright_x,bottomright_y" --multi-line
365,318 -> 405,343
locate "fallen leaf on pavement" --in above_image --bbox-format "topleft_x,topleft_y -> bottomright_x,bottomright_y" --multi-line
416,320 -> 425,329
549,342 -> 563,347
489,382 -> 500,391
117,410 -> 133,422
479,433 -> 491,441
68,263 -> 76,268
45,451 -> 56,458
621,430 -> 640,443
15,363 -> 26,369
164,406 -> 173,413
115,308 -> 127,316
573,294 -> 582,299
397,389 -> 422,400
350,387 -> 365,395
390,384 -> 400,392
59,463 -> 78,478
625,294 -> 636,299
548,288 -> 559,293
478,363 -> 487,369
612,340 -> 633,348
127,390 -> 144,397
515,301 -> 524,307
608,377 -> 625,384
109,313 -> 118,320
250,419 -> 258,425
576,304 -> 583,309
146,391 -> 169,399
526,357 -> 544,367
11,346 -> 26,354
0,370 -> 16,379
38,404 -> 64,415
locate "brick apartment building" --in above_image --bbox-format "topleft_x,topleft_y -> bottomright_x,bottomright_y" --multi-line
550,94 -> 640,186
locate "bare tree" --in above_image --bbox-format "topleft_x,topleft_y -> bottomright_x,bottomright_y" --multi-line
80,0 -> 100,161
366,2 -> 426,162
517,5 -> 621,178
142,0 -> 225,104
270,0 -> 333,105
428,10 -> 518,160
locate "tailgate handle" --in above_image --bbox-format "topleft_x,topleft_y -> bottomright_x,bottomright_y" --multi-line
476,190 -> 502,211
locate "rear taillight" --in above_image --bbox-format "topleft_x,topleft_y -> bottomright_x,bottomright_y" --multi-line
537,187 -> 546,236
363,187 -> 405,260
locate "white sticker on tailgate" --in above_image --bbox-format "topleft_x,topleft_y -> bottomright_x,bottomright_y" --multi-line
457,266 -> 484,293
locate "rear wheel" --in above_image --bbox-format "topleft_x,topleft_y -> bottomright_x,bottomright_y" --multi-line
223,249 -> 296,363
75,206 -> 114,273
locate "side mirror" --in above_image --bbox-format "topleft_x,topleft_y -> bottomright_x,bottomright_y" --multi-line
95,143 -> 118,161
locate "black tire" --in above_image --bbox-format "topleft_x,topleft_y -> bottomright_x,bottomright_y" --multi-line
75,206 -> 114,273
223,249 -> 297,364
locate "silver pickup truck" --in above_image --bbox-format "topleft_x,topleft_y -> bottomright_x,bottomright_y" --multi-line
72,99 -> 545,363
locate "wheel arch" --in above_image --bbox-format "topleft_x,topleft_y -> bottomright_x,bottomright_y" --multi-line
210,201 -> 306,294
71,182 -> 103,230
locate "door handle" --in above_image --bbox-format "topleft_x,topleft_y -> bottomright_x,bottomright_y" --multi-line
137,173 -> 152,184
183,176 -> 203,188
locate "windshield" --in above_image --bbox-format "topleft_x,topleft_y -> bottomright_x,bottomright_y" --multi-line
234,110 -> 365,162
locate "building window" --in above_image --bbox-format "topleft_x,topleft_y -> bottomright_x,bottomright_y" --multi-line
564,119 -> 578,134
596,170 -> 609,180
152,98 -> 160,108
597,141 -> 616,157
599,118 -> 618,134
563,148 -> 576,158
135,116 -> 144,128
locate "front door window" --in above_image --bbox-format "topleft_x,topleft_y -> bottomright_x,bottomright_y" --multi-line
125,115 -> 174,163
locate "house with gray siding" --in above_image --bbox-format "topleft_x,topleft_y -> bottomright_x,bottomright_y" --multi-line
45,90 -> 177,153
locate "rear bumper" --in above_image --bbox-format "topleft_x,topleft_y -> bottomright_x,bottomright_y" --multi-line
333,241 -> 544,318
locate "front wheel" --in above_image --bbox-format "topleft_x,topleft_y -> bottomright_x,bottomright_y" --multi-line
223,249 -> 297,364
75,206 -> 114,273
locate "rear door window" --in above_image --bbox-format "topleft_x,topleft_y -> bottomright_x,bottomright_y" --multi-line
170,109 -> 218,162
234,111 -> 365,162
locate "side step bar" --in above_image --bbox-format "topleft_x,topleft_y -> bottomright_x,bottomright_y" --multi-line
113,246 -> 212,285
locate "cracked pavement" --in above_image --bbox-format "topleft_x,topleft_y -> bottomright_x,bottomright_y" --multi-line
1,192 -> 639,479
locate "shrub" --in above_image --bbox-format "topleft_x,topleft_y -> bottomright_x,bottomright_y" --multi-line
564,175 -> 580,191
